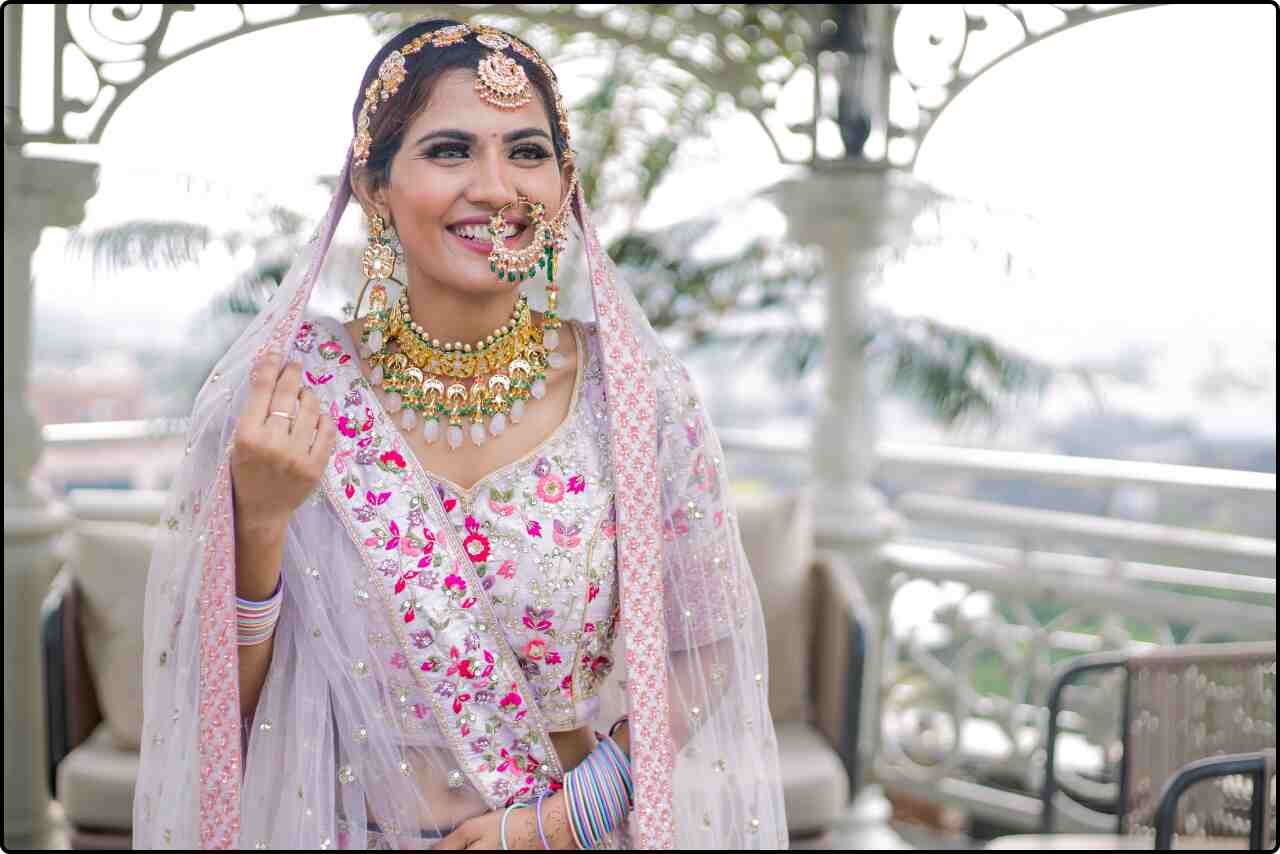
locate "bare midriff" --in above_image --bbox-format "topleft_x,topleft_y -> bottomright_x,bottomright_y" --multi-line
365,724 -> 597,832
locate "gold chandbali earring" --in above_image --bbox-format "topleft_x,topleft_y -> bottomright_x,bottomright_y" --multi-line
355,211 -> 399,357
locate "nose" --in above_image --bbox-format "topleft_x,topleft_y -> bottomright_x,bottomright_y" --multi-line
465,147 -> 522,215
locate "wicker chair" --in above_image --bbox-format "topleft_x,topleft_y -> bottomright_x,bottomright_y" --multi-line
989,641 -> 1276,849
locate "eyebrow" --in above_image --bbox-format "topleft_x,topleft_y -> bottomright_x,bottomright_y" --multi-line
414,127 -> 552,146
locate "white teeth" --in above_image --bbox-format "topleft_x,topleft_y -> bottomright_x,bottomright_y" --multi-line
449,223 -> 519,240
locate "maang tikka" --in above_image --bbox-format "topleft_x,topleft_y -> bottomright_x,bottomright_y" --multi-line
352,24 -> 581,452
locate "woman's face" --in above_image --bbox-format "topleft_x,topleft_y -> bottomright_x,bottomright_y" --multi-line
368,67 -> 571,299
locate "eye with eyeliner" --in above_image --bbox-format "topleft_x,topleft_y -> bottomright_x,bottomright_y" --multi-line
422,142 -> 550,161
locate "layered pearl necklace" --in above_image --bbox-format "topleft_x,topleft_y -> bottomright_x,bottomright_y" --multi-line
365,292 -> 566,450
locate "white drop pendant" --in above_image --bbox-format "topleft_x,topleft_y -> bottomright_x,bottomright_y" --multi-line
423,419 -> 441,444
489,413 -> 507,436
368,329 -> 384,353
530,379 -> 547,400
400,409 -> 417,430
510,400 -> 525,423
371,364 -> 384,386
543,328 -> 560,351
470,423 -> 487,447
547,351 -> 566,370
384,391 -> 402,413
447,425 -> 464,450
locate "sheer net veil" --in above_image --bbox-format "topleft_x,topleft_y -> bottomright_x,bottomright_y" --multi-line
132,27 -> 787,852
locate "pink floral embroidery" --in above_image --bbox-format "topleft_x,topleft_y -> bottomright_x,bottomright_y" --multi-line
463,516 -> 490,562
464,534 -> 490,562
305,370 -> 333,385
523,605 -> 554,633
488,488 -> 516,516
499,685 -> 523,711
444,574 -> 467,592
337,415 -> 359,437
527,520 -> 542,538
390,651 -> 407,669
379,449 -> 407,470
553,519 -> 581,548
523,638 -> 547,661
318,340 -> 342,359
567,474 -> 586,494
536,475 -> 565,503
545,650 -> 562,665
497,560 -> 516,579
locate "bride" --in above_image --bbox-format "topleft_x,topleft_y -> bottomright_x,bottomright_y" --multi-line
133,18 -> 788,850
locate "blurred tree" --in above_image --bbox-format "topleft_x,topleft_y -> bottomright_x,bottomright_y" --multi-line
68,7 -> 1098,430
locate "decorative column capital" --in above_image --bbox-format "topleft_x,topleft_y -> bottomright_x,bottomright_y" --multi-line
3,150 -> 99,230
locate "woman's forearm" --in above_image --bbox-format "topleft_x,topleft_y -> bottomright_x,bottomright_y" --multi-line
235,518 -> 287,718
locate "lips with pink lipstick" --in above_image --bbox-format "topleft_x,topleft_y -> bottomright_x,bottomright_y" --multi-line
446,215 -> 529,256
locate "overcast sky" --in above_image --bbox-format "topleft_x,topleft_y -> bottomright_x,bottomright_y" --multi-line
23,4 -> 1277,440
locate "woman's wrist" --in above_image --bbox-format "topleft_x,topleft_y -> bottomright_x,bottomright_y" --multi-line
234,514 -> 288,600
549,790 -> 581,850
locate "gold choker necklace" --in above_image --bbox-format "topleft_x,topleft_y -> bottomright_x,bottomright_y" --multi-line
365,293 -> 565,450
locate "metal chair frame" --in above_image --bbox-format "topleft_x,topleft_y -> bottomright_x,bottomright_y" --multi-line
1153,749 -> 1274,851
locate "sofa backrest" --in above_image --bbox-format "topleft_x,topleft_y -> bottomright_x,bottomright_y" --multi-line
66,489 -> 167,752
731,484 -> 815,724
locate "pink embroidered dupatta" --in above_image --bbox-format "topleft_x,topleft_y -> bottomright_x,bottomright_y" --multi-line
131,148 -> 788,849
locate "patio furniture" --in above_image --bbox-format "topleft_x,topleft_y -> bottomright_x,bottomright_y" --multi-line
1153,749 -> 1275,850
43,486 -> 875,845
41,488 -> 167,849
985,641 -> 1275,849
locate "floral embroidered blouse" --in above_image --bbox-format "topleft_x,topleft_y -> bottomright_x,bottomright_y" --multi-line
293,314 -> 620,745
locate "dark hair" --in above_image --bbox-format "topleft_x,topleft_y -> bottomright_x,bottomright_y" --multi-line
352,19 -> 568,194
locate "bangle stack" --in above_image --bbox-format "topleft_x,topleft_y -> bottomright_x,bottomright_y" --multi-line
236,575 -> 283,646
562,733 -> 633,849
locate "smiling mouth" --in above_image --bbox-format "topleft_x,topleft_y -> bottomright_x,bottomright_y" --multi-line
446,224 -> 528,246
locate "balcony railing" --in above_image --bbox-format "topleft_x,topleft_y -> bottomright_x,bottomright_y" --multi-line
719,427 -> 1276,833
42,418 -> 1278,833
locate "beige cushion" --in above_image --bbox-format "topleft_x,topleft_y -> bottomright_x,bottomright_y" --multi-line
731,484 -> 814,723
73,520 -> 156,751
56,721 -> 139,831
776,720 -> 849,834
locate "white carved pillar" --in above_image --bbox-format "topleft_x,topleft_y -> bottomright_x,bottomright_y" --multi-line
3,147 -> 98,842
765,161 -> 941,826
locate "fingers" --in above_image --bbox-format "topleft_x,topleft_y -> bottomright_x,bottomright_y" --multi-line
265,360 -> 306,433
247,351 -> 286,422
306,393 -> 337,461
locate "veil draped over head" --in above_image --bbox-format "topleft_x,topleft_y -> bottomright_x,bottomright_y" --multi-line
132,23 -> 787,851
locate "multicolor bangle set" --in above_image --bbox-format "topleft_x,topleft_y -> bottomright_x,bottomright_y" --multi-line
562,732 -> 633,849
235,575 -> 283,646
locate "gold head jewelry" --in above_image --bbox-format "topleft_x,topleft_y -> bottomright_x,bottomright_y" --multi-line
353,23 -> 575,169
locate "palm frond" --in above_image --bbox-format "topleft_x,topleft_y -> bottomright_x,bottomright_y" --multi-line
66,221 -> 215,276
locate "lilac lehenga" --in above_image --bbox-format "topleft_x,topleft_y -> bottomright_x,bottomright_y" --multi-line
131,147 -> 789,849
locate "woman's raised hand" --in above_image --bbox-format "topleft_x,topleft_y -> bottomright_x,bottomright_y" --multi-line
231,352 -> 338,538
